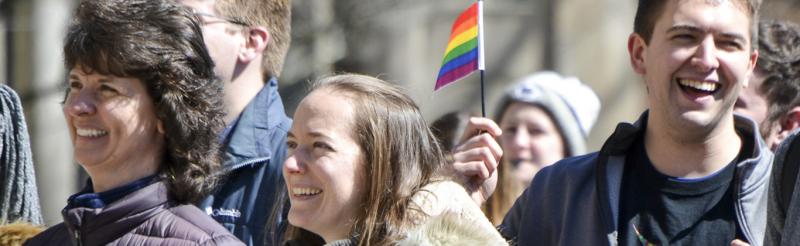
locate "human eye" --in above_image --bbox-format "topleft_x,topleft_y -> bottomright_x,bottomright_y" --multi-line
99,84 -> 120,97
287,139 -> 298,149
67,81 -> 82,90
717,39 -> 744,51
313,141 -> 335,151
502,126 -> 518,134
671,33 -> 697,44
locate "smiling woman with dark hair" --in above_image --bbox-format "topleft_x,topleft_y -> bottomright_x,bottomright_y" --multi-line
25,0 -> 243,244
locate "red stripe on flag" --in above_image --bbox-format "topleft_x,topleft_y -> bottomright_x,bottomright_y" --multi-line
450,3 -> 478,33
449,15 -> 478,40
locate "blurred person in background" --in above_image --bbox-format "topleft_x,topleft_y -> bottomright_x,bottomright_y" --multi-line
0,84 -> 44,244
279,74 -> 506,245
431,111 -> 478,152
175,0 -> 293,244
25,0 -> 242,244
732,19 -> 800,246
484,72 -> 600,225
734,20 -> 800,150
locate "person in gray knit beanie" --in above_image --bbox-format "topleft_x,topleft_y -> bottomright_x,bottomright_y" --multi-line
0,84 -> 43,225
483,71 -> 600,225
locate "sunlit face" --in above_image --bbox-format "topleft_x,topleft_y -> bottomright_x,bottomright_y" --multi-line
63,66 -> 164,176
283,88 -> 366,242
633,0 -> 757,133
177,0 -> 246,83
499,102 -> 565,186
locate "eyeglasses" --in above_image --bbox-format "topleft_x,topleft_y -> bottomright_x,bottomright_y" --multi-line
193,11 -> 249,27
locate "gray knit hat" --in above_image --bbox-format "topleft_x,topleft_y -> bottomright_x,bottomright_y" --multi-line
494,72 -> 600,156
0,84 -> 43,225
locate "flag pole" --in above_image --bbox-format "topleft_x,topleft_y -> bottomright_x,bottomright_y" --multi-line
477,0 -> 486,117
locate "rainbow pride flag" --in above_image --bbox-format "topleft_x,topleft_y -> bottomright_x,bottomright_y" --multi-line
435,1 -> 484,91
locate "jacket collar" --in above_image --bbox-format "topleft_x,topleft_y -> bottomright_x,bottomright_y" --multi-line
221,77 -> 289,170
596,111 -> 773,245
62,181 -> 170,245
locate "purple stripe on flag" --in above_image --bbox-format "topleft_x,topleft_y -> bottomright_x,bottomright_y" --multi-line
437,48 -> 478,78
435,60 -> 478,90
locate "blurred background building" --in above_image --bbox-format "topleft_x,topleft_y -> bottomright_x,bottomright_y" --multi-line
1,0 -> 798,225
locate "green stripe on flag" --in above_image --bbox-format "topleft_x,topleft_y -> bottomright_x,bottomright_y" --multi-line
442,38 -> 478,65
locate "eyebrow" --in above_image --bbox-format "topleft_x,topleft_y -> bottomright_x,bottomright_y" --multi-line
286,131 -> 333,140
667,25 -> 747,43
666,25 -> 704,34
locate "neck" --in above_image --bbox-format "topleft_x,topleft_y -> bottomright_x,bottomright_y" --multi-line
85,150 -> 162,193
224,64 -> 265,123
644,113 -> 741,178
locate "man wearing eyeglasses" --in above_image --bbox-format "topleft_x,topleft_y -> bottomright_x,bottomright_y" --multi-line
177,1 -> 292,245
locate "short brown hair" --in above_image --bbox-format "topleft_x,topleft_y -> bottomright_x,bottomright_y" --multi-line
64,0 -> 225,204
756,20 -> 800,137
282,74 -> 449,245
633,0 -> 762,47
215,0 -> 291,79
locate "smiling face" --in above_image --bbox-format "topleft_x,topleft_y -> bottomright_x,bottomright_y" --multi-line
630,0 -> 758,135
283,88 -> 366,242
499,102 -> 566,186
63,66 -> 165,186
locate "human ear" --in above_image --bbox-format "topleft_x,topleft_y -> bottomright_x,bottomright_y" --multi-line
628,33 -> 647,75
774,107 -> 800,145
743,50 -> 759,88
238,27 -> 270,62
157,119 -> 165,135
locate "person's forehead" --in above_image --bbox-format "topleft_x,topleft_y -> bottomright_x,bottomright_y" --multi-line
177,0 -> 217,13
657,0 -> 752,32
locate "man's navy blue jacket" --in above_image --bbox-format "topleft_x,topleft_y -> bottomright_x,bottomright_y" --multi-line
198,78 -> 292,246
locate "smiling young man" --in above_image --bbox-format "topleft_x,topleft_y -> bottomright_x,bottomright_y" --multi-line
494,0 -> 772,245
175,0 -> 293,245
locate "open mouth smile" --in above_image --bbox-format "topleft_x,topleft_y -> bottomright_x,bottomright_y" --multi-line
677,78 -> 720,95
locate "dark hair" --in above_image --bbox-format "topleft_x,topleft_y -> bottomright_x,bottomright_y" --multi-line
215,0 -> 291,78
633,0 -> 762,47
282,74 -> 449,245
430,111 -> 476,152
63,0 -> 225,204
756,20 -> 800,137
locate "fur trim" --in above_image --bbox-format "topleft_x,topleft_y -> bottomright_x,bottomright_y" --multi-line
0,222 -> 45,246
398,212 -> 508,246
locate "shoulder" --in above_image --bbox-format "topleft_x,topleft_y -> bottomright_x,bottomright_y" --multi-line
398,212 -> 507,246
21,223 -> 67,246
407,180 -> 505,241
129,204 -> 244,245
535,152 -> 600,184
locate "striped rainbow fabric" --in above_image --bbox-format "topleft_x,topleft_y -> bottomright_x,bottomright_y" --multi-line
435,2 -> 484,91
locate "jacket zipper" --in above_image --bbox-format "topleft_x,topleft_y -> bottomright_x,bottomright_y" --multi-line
74,229 -> 83,246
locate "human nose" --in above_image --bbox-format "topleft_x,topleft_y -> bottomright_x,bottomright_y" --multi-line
64,91 -> 96,117
691,37 -> 720,72
284,149 -> 307,174
512,127 -> 531,149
